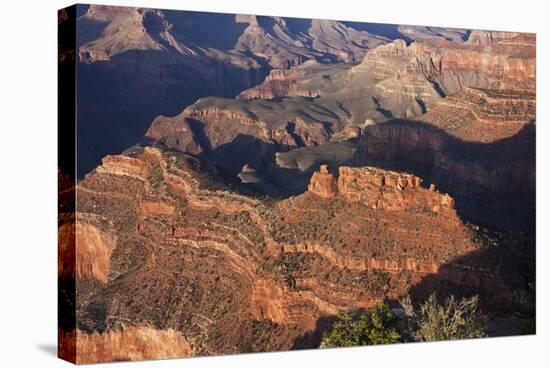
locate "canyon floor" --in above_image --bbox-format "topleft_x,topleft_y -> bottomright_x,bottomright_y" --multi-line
59,5 -> 535,364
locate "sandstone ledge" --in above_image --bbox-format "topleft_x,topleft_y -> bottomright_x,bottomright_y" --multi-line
308,164 -> 455,215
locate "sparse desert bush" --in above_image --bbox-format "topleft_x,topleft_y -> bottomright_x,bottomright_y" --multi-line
400,293 -> 486,342
321,302 -> 401,347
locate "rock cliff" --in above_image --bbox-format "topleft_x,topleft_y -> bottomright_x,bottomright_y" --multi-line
309,165 -> 455,215
59,327 -> 195,364
238,36 -> 535,126
351,88 -> 535,229
238,67 -> 321,100
307,165 -> 338,199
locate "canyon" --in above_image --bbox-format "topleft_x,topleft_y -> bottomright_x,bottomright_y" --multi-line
59,4 -> 536,363
73,5 -> 402,177
140,30 -> 535,201
73,5 -> 533,177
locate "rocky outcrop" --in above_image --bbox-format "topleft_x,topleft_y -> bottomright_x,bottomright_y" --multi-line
329,126 -> 362,143
239,39 -> 444,122
250,278 -> 345,330
308,165 -> 455,215
307,165 -> 338,199
95,154 -> 153,182
338,167 -> 454,214
58,216 -> 116,284
59,327 -> 194,364
238,68 -> 320,100
359,37 -> 535,94
144,116 -> 203,154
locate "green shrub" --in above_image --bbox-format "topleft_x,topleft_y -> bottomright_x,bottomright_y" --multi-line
401,293 -> 486,342
322,302 -> 401,347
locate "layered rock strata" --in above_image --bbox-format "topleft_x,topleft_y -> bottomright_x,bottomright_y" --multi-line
58,147 -> 520,362
308,165 -> 455,215
350,87 -> 535,230
238,35 -> 535,125
58,327 -> 195,364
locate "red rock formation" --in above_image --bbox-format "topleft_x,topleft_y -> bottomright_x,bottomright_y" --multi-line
144,116 -> 202,154
357,121 -> 534,203
349,86 -> 535,231
59,326 -> 194,364
308,165 -> 338,199
251,278 -> 337,329
238,68 -> 321,100
308,165 -> 455,215
337,167 -> 455,214
61,7 -> 536,360
360,38 -> 535,93
58,219 -> 116,284
270,241 -> 440,274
